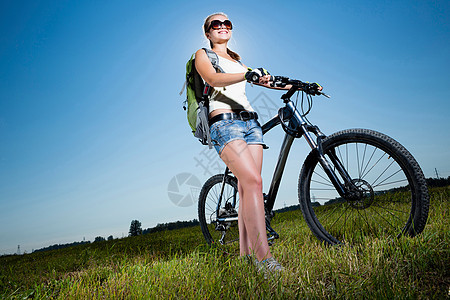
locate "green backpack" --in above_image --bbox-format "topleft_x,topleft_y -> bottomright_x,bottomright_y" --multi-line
181,48 -> 223,148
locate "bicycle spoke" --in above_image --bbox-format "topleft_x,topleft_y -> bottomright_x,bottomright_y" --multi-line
336,146 -> 344,170
311,179 -> 335,187
366,205 -> 398,232
312,170 -> 334,185
356,142 -> 361,178
360,147 -> 377,179
371,159 -> 395,187
315,203 -> 345,226
342,206 -> 351,239
359,207 -> 379,237
359,143 -> 368,180
205,197 -> 216,212
361,152 -> 387,181
371,202 -> 410,218
346,143 -> 349,171
373,178 -> 408,189
327,203 -> 351,232
372,169 -> 403,188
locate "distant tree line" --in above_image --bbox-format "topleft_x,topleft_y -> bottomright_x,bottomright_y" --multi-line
280,177 -> 450,208
94,235 -> 114,242
426,176 -> 450,187
33,241 -> 90,253
142,219 -> 199,234
274,204 -> 301,213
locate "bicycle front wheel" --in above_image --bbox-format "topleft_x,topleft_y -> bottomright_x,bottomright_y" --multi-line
198,174 -> 240,253
299,129 -> 429,245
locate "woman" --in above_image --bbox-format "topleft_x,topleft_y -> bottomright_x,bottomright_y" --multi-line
196,12 -> 319,274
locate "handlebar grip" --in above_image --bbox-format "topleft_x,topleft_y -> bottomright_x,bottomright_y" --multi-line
271,76 -> 289,88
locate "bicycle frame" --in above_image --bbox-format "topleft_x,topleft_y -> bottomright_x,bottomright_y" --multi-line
215,89 -> 355,223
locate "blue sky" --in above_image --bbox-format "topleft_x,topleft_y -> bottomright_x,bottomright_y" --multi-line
1,0 -> 449,254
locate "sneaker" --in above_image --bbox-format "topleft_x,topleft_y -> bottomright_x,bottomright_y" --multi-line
254,257 -> 284,278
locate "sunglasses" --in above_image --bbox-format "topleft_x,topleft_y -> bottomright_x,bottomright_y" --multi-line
206,19 -> 233,32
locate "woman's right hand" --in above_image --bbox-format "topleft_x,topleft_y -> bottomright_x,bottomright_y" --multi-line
259,74 -> 273,87
245,68 -> 272,84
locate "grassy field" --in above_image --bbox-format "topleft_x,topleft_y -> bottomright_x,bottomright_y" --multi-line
1,186 -> 448,299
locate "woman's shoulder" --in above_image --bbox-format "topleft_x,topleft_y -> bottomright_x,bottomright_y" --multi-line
195,48 -> 208,56
195,49 -> 210,65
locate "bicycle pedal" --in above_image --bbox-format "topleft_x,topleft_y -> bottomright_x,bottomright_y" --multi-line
215,224 -> 226,231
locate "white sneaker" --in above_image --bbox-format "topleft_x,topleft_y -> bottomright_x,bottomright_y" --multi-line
254,257 -> 284,278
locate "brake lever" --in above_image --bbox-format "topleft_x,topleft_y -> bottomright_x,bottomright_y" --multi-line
318,91 -> 331,98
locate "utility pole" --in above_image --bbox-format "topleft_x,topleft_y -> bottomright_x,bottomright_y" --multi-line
435,168 -> 440,179
17,245 -> 21,255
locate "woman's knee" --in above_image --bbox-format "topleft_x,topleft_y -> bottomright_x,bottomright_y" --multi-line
239,173 -> 263,191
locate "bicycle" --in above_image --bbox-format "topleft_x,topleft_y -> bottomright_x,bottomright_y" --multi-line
198,76 -> 430,250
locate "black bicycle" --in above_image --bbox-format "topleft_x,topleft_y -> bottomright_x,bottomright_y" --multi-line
198,76 -> 429,250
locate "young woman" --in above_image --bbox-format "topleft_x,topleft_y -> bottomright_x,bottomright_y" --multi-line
196,12 -> 321,273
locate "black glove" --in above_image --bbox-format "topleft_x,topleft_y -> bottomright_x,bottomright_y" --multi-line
303,82 -> 322,95
245,67 -> 271,83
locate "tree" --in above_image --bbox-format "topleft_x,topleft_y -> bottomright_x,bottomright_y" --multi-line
94,236 -> 105,242
129,220 -> 142,236
107,235 -> 114,241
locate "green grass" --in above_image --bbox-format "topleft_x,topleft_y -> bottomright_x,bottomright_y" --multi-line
1,186 -> 449,299
309,189 -> 424,244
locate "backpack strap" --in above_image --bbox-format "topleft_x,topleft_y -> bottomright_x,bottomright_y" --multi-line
194,101 -> 212,148
202,48 -> 225,98
180,49 -> 241,96
202,48 -> 225,73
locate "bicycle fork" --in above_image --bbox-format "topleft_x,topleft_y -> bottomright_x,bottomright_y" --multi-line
302,125 -> 356,200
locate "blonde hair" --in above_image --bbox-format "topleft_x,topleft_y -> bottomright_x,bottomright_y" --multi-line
203,12 -> 241,61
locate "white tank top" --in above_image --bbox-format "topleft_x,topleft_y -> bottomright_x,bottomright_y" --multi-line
208,56 -> 254,112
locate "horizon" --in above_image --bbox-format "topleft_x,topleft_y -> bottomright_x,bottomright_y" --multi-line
6,176 -> 450,256
1,0 -> 449,255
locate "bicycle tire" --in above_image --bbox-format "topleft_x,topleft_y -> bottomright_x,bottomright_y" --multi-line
198,174 -> 240,252
299,129 -> 429,245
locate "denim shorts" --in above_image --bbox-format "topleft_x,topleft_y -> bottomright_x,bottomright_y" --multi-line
210,118 -> 265,154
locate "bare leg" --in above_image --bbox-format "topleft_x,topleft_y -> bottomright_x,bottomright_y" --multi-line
238,144 -> 264,256
220,140 -> 271,261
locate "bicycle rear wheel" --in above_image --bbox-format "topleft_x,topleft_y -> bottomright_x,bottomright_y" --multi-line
299,129 -> 429,245
198,174 -> 240,253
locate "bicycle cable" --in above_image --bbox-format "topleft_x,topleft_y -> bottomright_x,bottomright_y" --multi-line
298,91 -> 314,126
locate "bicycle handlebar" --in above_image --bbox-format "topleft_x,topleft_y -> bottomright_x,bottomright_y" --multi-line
272,76 -> 331,98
